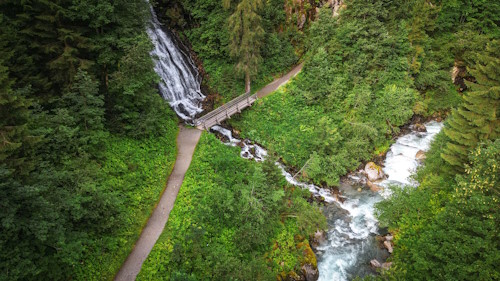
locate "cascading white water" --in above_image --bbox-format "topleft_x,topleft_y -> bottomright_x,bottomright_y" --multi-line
147,5 -> 205,121
210,121 -> 443,281
316,121 -> 443,281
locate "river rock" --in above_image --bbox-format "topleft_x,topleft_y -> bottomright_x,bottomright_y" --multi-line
381,262 -> 393,270
366,180 -> 382,192
301,264 -> 319,281
385,235 -> 394,241
314,230 -> 327,244
364,162 -> 385,181
311,230 -> 327,249
414,123 -> 427,132
384,240 -> 393,253
370,259 -> 382,268
415,150 -> 426,161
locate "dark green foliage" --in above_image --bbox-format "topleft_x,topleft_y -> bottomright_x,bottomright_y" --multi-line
442,40 -> 500,171
138,133 -> 326,280
0,1 -> 181,280
158,0 -> 299,102
376,140 -> 500,280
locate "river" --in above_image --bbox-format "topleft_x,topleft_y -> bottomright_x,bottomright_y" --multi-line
146,4 -> 444,278
211,121 -> 443,280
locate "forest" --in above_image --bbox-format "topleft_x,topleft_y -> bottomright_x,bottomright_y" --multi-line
0,0 -> 499,280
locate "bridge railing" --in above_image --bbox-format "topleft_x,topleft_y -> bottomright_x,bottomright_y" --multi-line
194,91 -> 256,128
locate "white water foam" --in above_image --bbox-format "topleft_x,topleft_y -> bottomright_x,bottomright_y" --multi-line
147,5 -> 205,121
316,121 -> 443,281
210,121 -> 443,281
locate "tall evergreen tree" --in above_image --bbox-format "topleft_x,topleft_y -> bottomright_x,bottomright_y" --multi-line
441,40 -> 500,171
224,0 -> 264,92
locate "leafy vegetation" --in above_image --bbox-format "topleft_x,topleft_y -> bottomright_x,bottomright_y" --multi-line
231,1 -> 421,186
138,133 -> 326,280
376,138 -> 500,280
0,1 -> 179,280
156,0 -> 302,102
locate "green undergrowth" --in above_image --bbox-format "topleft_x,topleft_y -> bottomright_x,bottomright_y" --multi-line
137,133 -> 325,280
75,121 -> 178,280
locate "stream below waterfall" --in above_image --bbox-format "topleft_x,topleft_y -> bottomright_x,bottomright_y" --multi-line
211,121 -> 443,281
146,5 -> 444,279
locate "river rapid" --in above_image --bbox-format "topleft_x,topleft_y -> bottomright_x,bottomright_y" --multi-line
145,4 -> 444,278
211,121 -> 443,280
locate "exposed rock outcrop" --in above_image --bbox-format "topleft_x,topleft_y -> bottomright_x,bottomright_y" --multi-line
370,259 -> 382,268
383,240 -> 393,253
364,162 -> 385,181
301,264 -> 319,281
415,150 -> 426,161
366,180 -> 382,192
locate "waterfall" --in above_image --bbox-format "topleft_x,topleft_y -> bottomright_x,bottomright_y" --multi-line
146,5 -> 205,121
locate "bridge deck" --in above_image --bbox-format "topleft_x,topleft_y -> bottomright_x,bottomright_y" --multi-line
194,91 -> 257,130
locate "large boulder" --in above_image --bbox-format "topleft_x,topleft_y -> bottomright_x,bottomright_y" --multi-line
301,264 -> 319,281
366,180 -> 382,192
383,240 -> 393,253
415,150 -> 426,161
364,162 -> 385,181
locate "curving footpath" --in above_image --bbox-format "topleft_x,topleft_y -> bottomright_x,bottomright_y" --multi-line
114,63 -> 302,280
114,126 -> 201,281
256,63 -> 303,98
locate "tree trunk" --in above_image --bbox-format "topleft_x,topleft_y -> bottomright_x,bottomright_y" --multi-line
245,71 -> 251,93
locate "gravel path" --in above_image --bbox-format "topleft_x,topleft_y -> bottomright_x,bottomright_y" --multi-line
256,63 -> 303,98
113,64 -> 303,280
114,126 -> 201,281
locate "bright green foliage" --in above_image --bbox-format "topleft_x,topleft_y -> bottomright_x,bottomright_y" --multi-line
231,0 -> 417,185
138,133 -> 326,280
442,40 -> 500,171
376,140 -> 500,280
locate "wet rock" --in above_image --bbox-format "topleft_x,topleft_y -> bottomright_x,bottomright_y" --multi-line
376,235 -> 385,244
364,162 -> 385,181
415,150 -> 426,161
384,240 -> 393,253
381,262 -> 393,271
236,141 -> 245,148
370,259 -> 382,268
414,123 -> 427,132
301,264 -> 319,281
366,180 -> 382,192
311,230 -> 327,249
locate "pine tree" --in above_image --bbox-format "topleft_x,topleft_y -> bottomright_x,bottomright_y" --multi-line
225,0 -> 264,92
441,40 -> 500,170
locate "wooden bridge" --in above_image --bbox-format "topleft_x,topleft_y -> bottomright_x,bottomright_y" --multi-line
193,63 -> 303,130
194,91 -> 257,130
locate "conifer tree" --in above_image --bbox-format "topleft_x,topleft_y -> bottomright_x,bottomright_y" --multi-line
441,40 -> 500,170
224,0 -> 264,92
